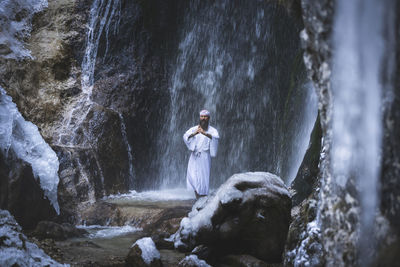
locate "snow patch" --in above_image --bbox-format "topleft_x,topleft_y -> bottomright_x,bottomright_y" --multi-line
0,209 -> 67,267
0,87 -> 60,214
132,237 -> 160,265
179,255 -> 211,267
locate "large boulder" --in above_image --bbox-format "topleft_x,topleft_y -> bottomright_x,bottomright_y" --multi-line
172,172 -> 291,263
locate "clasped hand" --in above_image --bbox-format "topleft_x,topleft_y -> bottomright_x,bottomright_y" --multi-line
189,126 -> 211,139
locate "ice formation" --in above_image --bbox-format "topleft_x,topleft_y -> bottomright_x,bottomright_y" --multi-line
0,87 -> 60,214
0,0 -> 48,59
132,237 -> 160,265
0,209 -> 67,267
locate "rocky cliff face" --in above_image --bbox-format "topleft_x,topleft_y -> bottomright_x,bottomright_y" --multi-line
0,0 -> 184,222
286,0 -> 400,266
0,0 -> 310,225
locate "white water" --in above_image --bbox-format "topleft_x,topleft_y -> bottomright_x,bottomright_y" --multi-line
77,224 -> 141,239
331,0 -> 392,263
0,87 -> 60,214
57,0 -> 122,146
104,188 -> 195,202
156,1 -> 317,189
119,113 -> 135,189
287,81 -> 318,185
56,0 -> 136,190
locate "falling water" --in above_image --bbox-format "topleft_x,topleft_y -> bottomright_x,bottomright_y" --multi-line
331,0 -> 394,263
55,0 -> 137,190
156,1 -> 317,189
119,113 -> 135,189
58,0 -> 122,145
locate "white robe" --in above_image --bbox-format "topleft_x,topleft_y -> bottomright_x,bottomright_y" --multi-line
183,125 -> 219,195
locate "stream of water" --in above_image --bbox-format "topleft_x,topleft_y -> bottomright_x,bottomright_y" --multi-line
156,1 -> 317,189
331,0 -> 394,264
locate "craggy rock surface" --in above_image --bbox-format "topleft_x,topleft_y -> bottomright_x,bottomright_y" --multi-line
295,0 -> 400,266
0,151 -> 57,230
0,209 -> 64,266
380,0 -> 400,237
290,115 -> 322,206
33,220 -> 87,241
173,172 -> 291,263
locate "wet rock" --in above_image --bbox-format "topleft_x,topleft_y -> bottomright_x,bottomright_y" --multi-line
126,237 -> 162,267
191,245 -> 213,262
290,114 -> 322,206
144,206 -> 192,236
284,195 -> 324,267
0,150 -> 57,230
173,172 -> 291,263
380,1 -> 400,237
33,221 -> 88,241
178,255 -> 211,267
79,201 -> 122,226
152,233 -> 175,250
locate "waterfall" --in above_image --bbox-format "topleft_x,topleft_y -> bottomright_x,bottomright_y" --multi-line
119,113 -> 135,189
156,1 -> 317,189
331,0 -> 394,263
56,0 -> 137,190
58,0 -> 122,146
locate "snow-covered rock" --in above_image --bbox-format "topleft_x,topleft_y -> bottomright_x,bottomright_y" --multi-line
0,209 -> 67,267
178,255 -> 211,267
172,172 -> 291,263
0,87 -> 60,214
0,0 -> 48,59
126,237 -> 162,267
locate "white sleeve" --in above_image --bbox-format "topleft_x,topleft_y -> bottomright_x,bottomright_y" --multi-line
183,127 -> 196,151
210,129 -> 219,157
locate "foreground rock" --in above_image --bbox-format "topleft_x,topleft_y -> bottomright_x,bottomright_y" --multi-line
33,221 -> 88,241
126,237 -> 162,267
172,172 -> 291,263
178,255 -> 211,267
0,209 -> 65,266
0,150 -> 57,230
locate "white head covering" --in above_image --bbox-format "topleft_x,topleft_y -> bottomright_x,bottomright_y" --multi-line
199,109 -> 210,117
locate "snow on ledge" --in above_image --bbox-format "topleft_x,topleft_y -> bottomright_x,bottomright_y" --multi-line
0,209 -> 67,266
132,237 -> 160,265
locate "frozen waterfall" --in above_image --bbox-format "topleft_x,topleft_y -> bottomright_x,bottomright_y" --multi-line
0,87 -> 60,214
